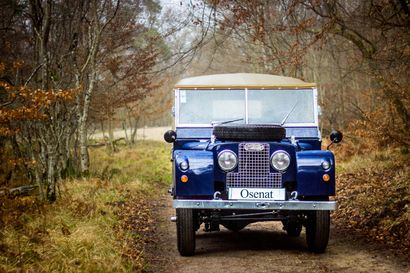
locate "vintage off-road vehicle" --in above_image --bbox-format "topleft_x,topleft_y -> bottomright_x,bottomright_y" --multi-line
164,73 -> 342,256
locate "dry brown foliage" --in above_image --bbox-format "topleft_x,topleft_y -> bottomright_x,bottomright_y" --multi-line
333,149 -> 410,254
111,194 -> 157,272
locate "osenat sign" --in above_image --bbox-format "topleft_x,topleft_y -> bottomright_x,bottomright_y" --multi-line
229,188 -> 286,200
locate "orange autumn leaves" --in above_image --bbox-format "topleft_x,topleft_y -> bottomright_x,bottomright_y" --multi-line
0,61 -> 81,190
0,62 -> 81,136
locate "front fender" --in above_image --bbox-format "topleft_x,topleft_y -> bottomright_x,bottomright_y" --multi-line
174,150 -> 214,197
296,150 -> 335,197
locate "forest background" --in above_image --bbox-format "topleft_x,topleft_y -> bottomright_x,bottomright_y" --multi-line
0,0 -> 408,271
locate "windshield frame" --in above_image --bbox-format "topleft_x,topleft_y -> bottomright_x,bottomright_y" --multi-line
174,88 -> 319,128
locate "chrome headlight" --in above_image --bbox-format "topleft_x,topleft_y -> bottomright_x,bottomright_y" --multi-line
179,160 -> 189,171
217,150 -> 238,172
321,160 -> 331,170
271,150 -> 291,171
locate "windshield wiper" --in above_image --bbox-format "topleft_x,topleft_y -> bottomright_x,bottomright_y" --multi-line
211,118 -> 244,126
280,101 -> 298,126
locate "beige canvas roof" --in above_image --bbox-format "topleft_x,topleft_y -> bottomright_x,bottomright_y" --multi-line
175,73 -> 316,89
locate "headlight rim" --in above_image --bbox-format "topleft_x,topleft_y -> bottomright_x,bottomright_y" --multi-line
217,149 -> 238,172
179,160 -> 189,171
321,160 -> 331,170
270,150 -> 291,171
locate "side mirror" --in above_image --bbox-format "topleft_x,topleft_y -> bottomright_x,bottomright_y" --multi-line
330,130 -> 343,143
164,130 -> 177,143
327,130 -> 343,150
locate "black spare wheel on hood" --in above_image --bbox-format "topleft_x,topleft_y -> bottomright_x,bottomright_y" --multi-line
213,124 -> 286,141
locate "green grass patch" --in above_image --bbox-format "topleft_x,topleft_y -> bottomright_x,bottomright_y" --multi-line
90,140 -> 172,195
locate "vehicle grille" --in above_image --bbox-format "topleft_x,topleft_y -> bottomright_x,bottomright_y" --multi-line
226,143 -> 282,188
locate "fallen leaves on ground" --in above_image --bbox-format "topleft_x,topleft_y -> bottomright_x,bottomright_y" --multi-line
333,155 -> 409,255
111,192 -> 159,272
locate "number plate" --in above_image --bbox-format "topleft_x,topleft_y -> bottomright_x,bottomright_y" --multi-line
228,188 -> 286,201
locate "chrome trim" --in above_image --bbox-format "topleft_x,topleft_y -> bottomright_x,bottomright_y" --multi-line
270,150 -> 291,171
213,191 -> 222,200
179,161 -> 189,171
227,143 -> 282,189
321,160 -> 331,170
289,191 -> 298,200
217,150 -> 238,172
173,199 -> 337,210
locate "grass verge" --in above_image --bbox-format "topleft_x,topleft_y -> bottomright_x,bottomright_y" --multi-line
0,140 -> 171,272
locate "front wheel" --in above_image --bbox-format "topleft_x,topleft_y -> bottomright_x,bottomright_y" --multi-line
305,210 -> 330,253
176,208 -> 195,256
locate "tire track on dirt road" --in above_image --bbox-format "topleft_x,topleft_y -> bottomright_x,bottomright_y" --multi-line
150,196 -> 409,273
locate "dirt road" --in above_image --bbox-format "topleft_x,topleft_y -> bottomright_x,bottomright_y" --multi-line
149,196 -> 409,273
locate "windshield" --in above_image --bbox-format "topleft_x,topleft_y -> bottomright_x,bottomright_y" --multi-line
177,89 -> 316,126
178,90 -> 246,125
248,90 -> 315,124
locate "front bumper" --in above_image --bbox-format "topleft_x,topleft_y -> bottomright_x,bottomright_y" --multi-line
173,199 -> 337,210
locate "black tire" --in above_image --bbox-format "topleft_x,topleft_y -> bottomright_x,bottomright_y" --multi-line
284,221 -> 302,237
222,221 -> 248,232
305,210 -> 330,253
176,208 -> 195,256
213,124 -> 285,141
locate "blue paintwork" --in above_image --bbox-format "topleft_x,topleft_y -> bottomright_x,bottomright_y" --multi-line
172,126 -> 335,199
174,150 -> 214,197
179,141 -> 209,150
296,150 -> 335,196
297,140 -> 322,150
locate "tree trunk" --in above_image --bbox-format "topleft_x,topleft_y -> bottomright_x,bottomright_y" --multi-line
29,0 -> 53,199
100,120 -> 106,139
122,120 -> 130,146
367,59 -> 410,131
46,142 -> 57,202
130,117 -> 139,144
78,22 -> 100,173
40,0 -> 51,90
79,117 -> 90,174
32,152 -> 44,200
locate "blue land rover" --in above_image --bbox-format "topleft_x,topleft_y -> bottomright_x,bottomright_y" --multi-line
164,73 -> 343,256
